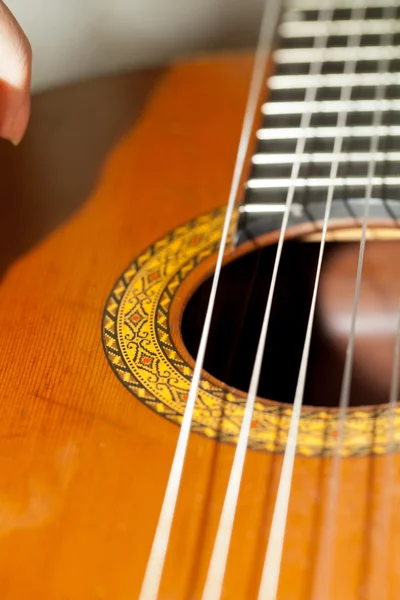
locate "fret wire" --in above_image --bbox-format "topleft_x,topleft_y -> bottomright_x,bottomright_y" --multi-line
253,151 -> 400,164
239,203 -> 304,215
247,176 -> 400,188
269,72 -> 400,89
263,99 -> 400,115
257,125 -> 400,139
286,0 -> 396,8
280,18 -> 400,37
275,46 -> 400,64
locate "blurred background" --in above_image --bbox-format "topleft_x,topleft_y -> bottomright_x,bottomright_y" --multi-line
1,0 -> 264,284
7,0 -> 263,92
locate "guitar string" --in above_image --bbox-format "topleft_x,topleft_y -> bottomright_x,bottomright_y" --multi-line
309,4 -> 398,598
257,3 -> 373,598
181,250 -> 262,598
355,296 -> 400,599
371,296 -> 400,599
137,0 -> 281,597
201,3 -> 339,598
140,2 -> 398,599
389,299 -> 400,411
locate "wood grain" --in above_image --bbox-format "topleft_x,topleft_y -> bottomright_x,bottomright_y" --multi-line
0,52 -> 399,600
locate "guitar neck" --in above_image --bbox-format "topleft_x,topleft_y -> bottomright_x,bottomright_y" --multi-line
236,0 -> 400,244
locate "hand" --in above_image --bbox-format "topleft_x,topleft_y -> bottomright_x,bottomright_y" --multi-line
0,0 -> 32,145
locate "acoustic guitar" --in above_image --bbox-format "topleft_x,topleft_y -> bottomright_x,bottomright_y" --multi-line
1,0 -> 399,598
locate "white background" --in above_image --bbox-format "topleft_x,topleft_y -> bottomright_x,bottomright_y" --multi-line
6,0 -> 264,91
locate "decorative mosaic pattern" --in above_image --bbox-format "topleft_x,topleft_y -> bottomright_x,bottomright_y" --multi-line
102,209 -> 400,456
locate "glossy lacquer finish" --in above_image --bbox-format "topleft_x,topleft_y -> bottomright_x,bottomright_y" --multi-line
0,54 -> 399,599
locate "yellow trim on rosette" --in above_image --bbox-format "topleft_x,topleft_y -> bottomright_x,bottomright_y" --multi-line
102,209 -> 399,456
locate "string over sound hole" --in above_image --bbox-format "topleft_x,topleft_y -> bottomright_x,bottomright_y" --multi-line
182,237 -> 400,407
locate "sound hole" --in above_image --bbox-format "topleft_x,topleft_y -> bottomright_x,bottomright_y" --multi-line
181,238 -> 400,407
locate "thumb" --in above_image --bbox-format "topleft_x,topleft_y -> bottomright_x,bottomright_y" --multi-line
0,0 -> 32,145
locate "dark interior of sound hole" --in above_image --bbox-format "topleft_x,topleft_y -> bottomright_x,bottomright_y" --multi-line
181,239 -> 400,407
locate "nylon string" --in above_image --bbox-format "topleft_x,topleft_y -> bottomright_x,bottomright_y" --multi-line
201,2 -> 346,598
138,0 -> 280,597
257,2 -> 374,598
371,297 -> 400,598
389,299 -> 400,412
309,4 -> 398,598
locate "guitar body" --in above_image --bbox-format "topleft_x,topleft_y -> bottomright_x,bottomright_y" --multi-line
0,53 -> 399,600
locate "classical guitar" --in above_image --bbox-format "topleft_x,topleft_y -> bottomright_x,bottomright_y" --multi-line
1,0 -> 400,598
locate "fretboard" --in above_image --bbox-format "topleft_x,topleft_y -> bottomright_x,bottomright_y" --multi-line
237,0 -> 400,244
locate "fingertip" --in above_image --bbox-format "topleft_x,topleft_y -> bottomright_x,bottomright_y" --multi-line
10,98 -> 30,145
0,93 -> 31,146
0,0 -> 32,145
